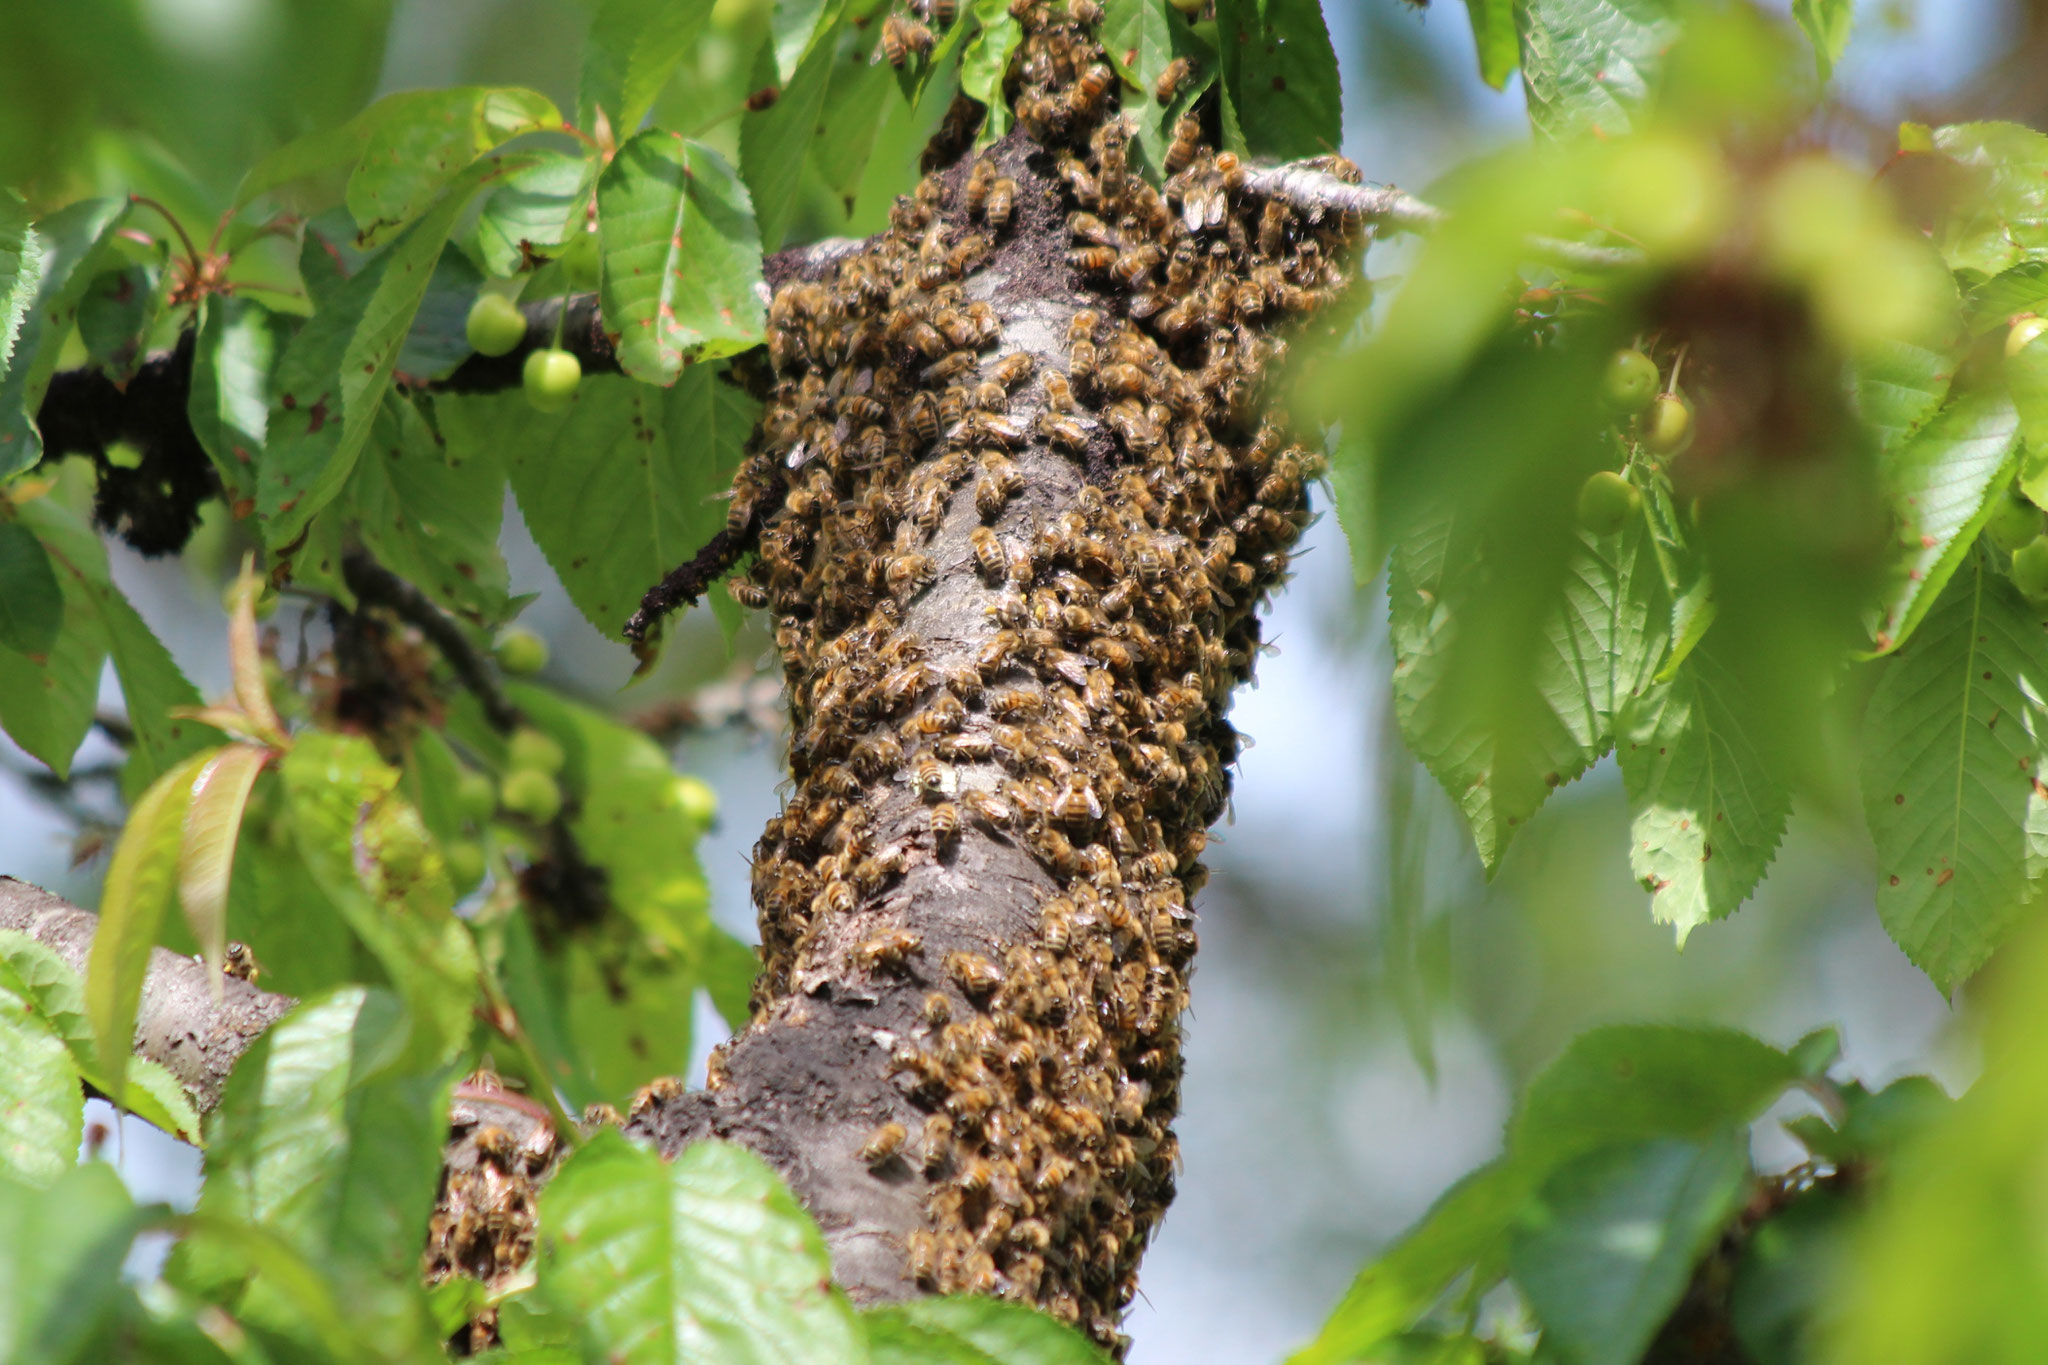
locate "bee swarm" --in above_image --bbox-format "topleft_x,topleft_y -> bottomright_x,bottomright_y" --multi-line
627,0 -> 1364,1351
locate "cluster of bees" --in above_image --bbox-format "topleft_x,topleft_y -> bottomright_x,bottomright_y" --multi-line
690,0 -> 1362,1349
423,1076 -> 560,1353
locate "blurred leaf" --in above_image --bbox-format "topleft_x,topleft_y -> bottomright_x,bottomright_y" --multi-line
0,192 -> 37,381
597,131 -> 766,384
810,35 -> 900,214
1510,1132 -> 1752,1365
1511,1025 -> 1798,1169
1212,0 -> 1342,160
279,733 -> 480,1067
864,1297 -> 1109,1363
1872,387 -> 2021,653
1790,0 -> 1853,81
345,88 -> 561,248
349,394 -> 509,620
704,925 -> 760,1031
561,929 -> 699,1108
74,264 -> 158,381
224,809 -> 362,1000
118,1058 -> 204,1151
1729,1182 -> 1854,1365
581,0 -> 716,134
1618,640 -> 1791,942
961,9 -> 1025,147
1289,1161 -> 1525,1365
438,365 -> 758,640
396,249 -> 488,382
0,518 -> 61,656
1930,122 -> 2048,276
467,152 -> 596,277
190,987 -> 455,1274
1862,556 -> 2048,992
0,1163 -> 149,1363
1783,1075 -> 1949,1168
187,297 -> 289,504
743,25 -> 842,253
0,197 -> 127,479
178,744 -> 273,987
1852,338 -> 1953,454
15,497 -> 220,793
1099,0 -> 1213,174
261,155 -> 538,550
772,0 -> 842,83
1515,0 -> 1682,141
0,986 -> 83,1186
1464,0 -> 1520,88
86,748 -> 216,1106
536,1132 -> 864,1365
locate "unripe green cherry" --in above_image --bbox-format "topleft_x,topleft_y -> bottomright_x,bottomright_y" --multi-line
1602,348 -> 1660,412
507,726 -> 566,777
1642,393 -> 1694,454
445,838 -> 487,890
494,626 -> 549,676
2012,534 -> 2048,601
2008,316 -> 2048,359
674,774 -> 718,827
500,768 -> 563,823
466,293 -> 528,357
1985,488 -> 2043,552
523,347 -> 582,413
1576,470 -> 1641,535
455,769 -> 498,824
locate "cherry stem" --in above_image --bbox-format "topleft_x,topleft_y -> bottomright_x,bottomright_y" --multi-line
126,195 -> 203,273
1665,342 -> 1688,396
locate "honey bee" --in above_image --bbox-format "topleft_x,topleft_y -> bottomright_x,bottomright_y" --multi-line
1072,62 -> 1113,114
1069,0 -> 1102,20
987,686 -> 1041,719
946,1085 -> 996,1120
904,392 -> 941,445
970,526 -> 1007,581
1069,336 -> 1098,385
908,1230 -> 941,1286
850,732 -> 905,777
629,1075 -> 686,1119
965,301 -> 1000,346
962,788 -> 1016,828
1098,361 -> 1146,398
856,930 -> 923,972
1111,243 -> 1165,288
878,13 -> 935,66
947,234 -> 990,276
1032,1153 -> 1076,1193
948,951 -> 1004,995
922,1114 -> 955,1171
925,350 -> 978,383
916,0 -> 958,26
1213,148 -> 1246,192
930,801 -> 961,844
978,629 -> 1021,674
990,351 -> 1035,390
972,379 -> 1007,411
972,411 -> 1025,447
1038,411 -> 1085,451
986,178 -> 1016,234
955,1157 -> 994,1193
1154,56 -> 1192,105
1067,245 -> 1118,274
860,1120 -> 909,1165
913,755 -> 957,796
906,319 -> 948,359
1164,115 -> 1201,176
1069,212 -> 1119,246
728,577 -> 769,609
938,385 -> 968,427
990,723 -> 1038,766
1259,199 -> 1291,256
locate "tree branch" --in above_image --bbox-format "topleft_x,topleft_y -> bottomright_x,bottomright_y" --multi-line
0,876 -> 292,1116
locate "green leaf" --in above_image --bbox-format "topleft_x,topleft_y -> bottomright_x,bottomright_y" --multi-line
0,197 -> 127,479
1388,508 -> 1634,874
1514,0 -> 1683,141
0,517 -> 61,656
1790,0 -> 1853,81
581,0 -> 715,134
1862,556 -> 2048,991
0,929 -> 197,1143
178,744 -> 273,986
809,31 -> 900,214
1510,1133 -> 1752,1365
1728,1182 -> 1854,1365
0,1163 -> 149,1362
742,22 -> 843,253
278,733 -> 480,1067
262,156 -> 537,550
1511,1025 -> 1799,1171
16,497 -> 220,792
560,928 -> 699,1108
1212,0 -> 1342,160
961,9 -> 1025,147
1099,0 -> 1213,174
1463,0 -> 1519,89
467,151 -> 597,277
349,394 -> 509,620
864,1298 -> 1109,1363
74,264 -> 158,380
1872,387 -> 2021,653
1930,122 -> 2048,276
537,1132 -> 864,1365
395,248 -> 489,382
597,131 -> 766,384
345,87 -> 561,247
1852,337 -> 1952,454
439,365 -> 758,640
187,297 -> 289,504
0,191 -> 38,381
86,747 -> 216,1105
771,0 -> 841,83
1288,1161 -> 1526,1365
1967,261 -> 2048,336
1617,641 -> 1791,942
704,924 -> 760,1031
0,986 -> 82,1186
191,987 -> 456,1272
